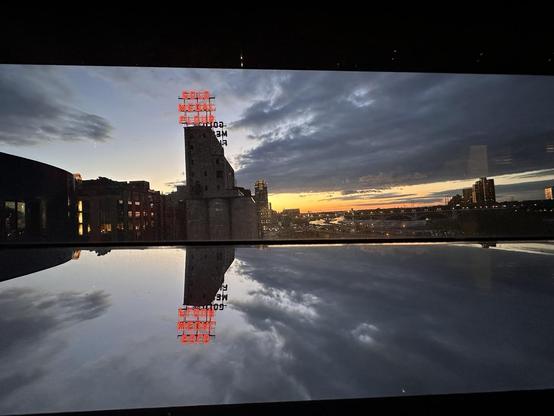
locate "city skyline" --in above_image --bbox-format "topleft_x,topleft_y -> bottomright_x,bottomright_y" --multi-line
2,65 -> 554,212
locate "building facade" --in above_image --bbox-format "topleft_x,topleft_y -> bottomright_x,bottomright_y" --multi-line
183,126 -> 258,240
0,152 -> 78,242
76,177 -> 163,241
472,177 -> 496,205
254,179 -> 272,237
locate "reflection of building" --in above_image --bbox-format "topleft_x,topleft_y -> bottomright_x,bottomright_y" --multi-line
545,186 -> 554,200
0,152 -> 78,242
0,248 -> 77,282
178,246 -> 234,345
183,126 -> 258,240
254,179 -> 272,237
76,177 -> 163,241
184,246 -> 234,306
472,177 -> 496,205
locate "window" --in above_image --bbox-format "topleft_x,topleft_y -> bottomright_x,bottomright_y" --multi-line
216,170 -> 223,178
16,202 -> 25,231
100,223 -> 112,233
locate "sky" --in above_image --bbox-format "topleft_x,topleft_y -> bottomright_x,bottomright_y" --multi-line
1,65 -> 554,212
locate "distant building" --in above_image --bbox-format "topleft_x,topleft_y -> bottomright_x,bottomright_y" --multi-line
254,179 -> 272,237
183,126 -> 258,240
545,186 -> 554,200
462,188 -> 473,204
472,177 -> 496,205
448,194 -> 463,207
282,208 -> 301,217
76,177 -> 162,241
254,180 -> 269,209
0,152 -> 78,242
161,185 -> 187,240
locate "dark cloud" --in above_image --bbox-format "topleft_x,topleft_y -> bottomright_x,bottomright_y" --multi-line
234,72 -> 554,193
0,66 -> 113,146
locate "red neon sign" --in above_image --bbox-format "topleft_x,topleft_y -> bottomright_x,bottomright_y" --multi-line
178,89 -> 216,126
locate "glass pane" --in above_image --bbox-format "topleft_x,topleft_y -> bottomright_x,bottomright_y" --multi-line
1,65 -> 554,243
4,201 -> 16,239
16,202 -> 25,231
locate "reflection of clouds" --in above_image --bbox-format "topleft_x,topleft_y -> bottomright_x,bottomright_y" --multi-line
351,323 -> 380,346
1,245 -> 554,413
231,245 -> 554,397
0,287 -> 110,407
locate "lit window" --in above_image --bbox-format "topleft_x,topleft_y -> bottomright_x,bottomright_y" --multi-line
135,212 -> 140,217
128,211 -> 133,218
16,202 -> 25,231
78,213 -> 83,223
78,224 -> 83,236
100,224 -> 112,233
78,200 -> 83,211
135,201 -> 140,206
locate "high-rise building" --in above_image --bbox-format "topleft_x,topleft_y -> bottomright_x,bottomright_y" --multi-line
462,188 -> 473,204
254,180 -> 269,209
545,186 -> 554,200
254,179 -> 272,237
183,126 -> 258,240
471,177 -> 496,205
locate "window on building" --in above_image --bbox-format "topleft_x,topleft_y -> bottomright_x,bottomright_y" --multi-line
100,224 -> 112,233
205,186 -> 208,191
204,171 -> 207,177
4,201 -> 16,239
135,212 -> 140,218
128,211 -> 133,218
16,202 -> 25,231
216,170 -> 223,178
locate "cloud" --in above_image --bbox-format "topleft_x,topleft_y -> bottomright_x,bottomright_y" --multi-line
0,287 -> 111,401
0,66 -> 113,146
234,72 -> 554,193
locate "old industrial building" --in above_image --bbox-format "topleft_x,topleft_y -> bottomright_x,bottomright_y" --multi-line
183,126 -> 258,240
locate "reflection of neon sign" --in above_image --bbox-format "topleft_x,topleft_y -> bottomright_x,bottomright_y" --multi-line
177,307 -> 216,344
176,284 -> 228,345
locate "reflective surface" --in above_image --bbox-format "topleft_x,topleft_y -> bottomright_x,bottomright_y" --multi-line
1,243 -> 553,414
